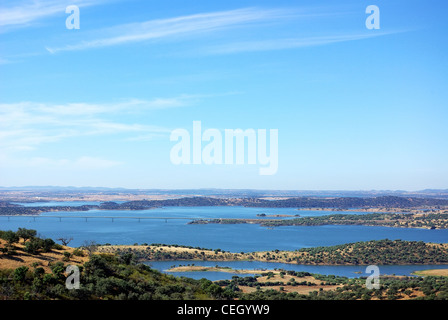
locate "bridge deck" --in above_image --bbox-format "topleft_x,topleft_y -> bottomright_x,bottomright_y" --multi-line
0,215 -> 204,220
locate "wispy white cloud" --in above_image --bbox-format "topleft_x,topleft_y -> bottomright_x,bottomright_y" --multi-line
0,97 -> 193,152
31,97 -> 194,116
0,0 -> 103,29
45,7 -> 297,53
43,5 -> 405,56
202,32 -> 401,55
1,155 -> 122,169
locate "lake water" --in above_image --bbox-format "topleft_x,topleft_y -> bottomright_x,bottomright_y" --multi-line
1,206 -> 446,251
146,260 -> 448,280
11,201 -> 121,207
1,204 -> 447,280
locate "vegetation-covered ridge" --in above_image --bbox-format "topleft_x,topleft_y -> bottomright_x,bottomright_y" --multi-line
98,196 -> 448,209
190,212 -> 448,229
98,239 -> 448,265
0,229 -> 229,300
221,270 -> 448,300
1,195 -> 448,215
2,230 -> 448,300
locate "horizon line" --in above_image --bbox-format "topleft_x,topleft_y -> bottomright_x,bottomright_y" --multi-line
0,186 -> 447,193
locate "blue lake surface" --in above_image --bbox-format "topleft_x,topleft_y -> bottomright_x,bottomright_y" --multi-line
11,201 -> 122,207
1,205 -> 448,280
147,260 -> 448,280
1,205 -> 446,252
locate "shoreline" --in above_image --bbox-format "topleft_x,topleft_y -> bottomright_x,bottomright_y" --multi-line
164,265 -> 448,280
165,265 -> 268,274
97,240 -> 448,266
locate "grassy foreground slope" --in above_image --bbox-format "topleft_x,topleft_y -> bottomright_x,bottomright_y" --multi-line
0,230 -> 228,300
2,229 -> 448,300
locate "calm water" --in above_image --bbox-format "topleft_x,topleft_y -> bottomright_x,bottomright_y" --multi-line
11,201 -> 121,207
147,260 -> 448,280
1,205 -> 448,279
1,206 -> 446,252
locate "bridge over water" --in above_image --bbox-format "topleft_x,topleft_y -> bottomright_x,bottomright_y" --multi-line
0,215 -> 206,223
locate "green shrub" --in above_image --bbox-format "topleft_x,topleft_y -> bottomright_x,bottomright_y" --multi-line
53,243 -> 63,250
73,248 -> 84,257
63,251 -> 72,261
24,239 -> 41,255
33,267 -> 45,278
37,238 -> 55,252
14,266 -> 29,282
16,228 -> 37,241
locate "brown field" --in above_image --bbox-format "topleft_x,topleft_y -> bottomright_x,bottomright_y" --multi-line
0,239 -> 89,273
238,283 -> 342,295
0,190 -> 190,202
166,266 -> 343,295
225,269 -> 343,294
98,244 -> 302,264
228,270 -> 427,299
98,244 -> 248,261
412,269 -> 448,277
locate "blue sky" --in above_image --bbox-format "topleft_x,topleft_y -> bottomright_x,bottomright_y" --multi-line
0,0 -> 447,190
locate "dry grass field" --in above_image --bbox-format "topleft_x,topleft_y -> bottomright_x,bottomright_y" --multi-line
0,239 -> 89,273
166,266 -> 343,295
236,271 -> 343,295
412,269 -> 448,277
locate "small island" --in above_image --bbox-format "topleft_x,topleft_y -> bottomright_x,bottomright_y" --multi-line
189,212 -> 448,229
98,239 -> 448,266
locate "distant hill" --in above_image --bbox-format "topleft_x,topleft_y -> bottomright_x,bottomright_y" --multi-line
2,195 -> 448,216
118,195 -> 448,209
1,186 -> 448,199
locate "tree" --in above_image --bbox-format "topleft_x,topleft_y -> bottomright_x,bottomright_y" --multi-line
16,228 -> 37,241
57,237 -> 73,246
63,251 -> 72,261
82,240 -> 98,256
41,238 -> 55,252
119,252 -> 134,265
14,266 -> 29,282
34,267 -> 45,278
24,239 -> 41,254
51,262 -> 66,280
2,230 -> 19,246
